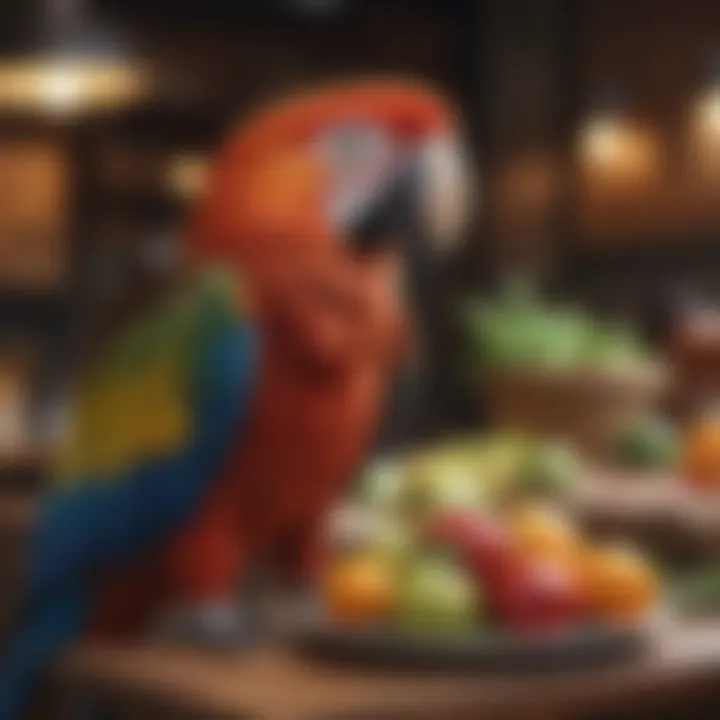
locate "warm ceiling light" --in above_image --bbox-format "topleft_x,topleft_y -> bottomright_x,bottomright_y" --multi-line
577,115 -> 660,185
578,117 -> 628,167
41,66 -> 83,114
0,59 -> 148,115
693,87 -> 720,139
0,0 -> 148,115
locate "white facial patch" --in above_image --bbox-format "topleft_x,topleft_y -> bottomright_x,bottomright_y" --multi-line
317,123 -> 398,231
417,135 -> 475,254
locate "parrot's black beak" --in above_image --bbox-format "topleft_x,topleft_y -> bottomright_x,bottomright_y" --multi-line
349,160 -> 419,255
349,135 -> 473,260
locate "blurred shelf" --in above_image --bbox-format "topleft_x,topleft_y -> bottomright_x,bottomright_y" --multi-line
572,471 -> 720,561
97,148 -> 210,208
0,490 -> 35,539
96,0 -> 463,29
0,490 -> 34,620
100,187 -> 191,216
0,291 -> 72,337
563,230 -> 720,274
0,287 -> 69,305
0,289 -> 69,307
0,446 -> 46,473
102,103 -> 231,148
0,445 -> 45,465
0,445 -> 48,492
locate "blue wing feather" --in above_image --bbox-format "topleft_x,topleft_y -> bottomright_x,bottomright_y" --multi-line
27,321 -> 257,596
0,275 -> 259,719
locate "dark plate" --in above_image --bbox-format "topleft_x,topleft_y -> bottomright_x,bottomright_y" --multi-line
294,619 -> 650,673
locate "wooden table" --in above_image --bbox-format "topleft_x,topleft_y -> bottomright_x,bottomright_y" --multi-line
51,620 -> 720,719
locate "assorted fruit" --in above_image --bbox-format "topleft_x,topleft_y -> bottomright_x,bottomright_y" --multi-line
317,282 -> 720,648
322,440 -> 660,638
357,434 -> 584,516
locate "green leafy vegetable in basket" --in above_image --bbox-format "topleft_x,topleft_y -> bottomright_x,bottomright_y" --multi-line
463,279 -> 650,373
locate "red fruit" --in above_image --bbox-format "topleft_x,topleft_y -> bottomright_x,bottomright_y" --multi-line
424,511 -> 516,585
490,558 -> 584,634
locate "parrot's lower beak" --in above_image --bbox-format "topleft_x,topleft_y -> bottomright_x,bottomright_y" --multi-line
350,135 -> 474,258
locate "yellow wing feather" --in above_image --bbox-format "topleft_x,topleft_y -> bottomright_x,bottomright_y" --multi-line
53,266 -> 242,488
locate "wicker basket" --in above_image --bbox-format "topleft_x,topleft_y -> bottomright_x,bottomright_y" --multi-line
485,362 -> 670,458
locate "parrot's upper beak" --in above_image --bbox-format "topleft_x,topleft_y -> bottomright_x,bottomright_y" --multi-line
349,161 -> 417,252
349,135 -> 473,258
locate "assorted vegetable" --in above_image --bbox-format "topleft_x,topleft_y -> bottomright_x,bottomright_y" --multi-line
463,280 -> 650,373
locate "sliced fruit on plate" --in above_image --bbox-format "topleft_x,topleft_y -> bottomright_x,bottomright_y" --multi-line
403,458 -> 485,520
423,509 -> 514,586
509,504 -> 581,569
324,554 -> 397,624
358,456 -> 405,512
396,555 -> 481,635
579,544 -> 659,623
488,557 -> 585,634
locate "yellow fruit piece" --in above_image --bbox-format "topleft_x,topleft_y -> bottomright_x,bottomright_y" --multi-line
510,504 -> 580,567
580,545 -> 658,622
325,555 -> 396,624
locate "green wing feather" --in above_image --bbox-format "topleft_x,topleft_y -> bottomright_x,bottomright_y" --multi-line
54,266 -> 244,487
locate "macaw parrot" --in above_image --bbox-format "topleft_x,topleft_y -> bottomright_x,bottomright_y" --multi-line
0,78 -> 472,717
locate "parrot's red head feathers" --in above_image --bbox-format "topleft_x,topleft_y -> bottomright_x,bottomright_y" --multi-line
189,79 -> 469,266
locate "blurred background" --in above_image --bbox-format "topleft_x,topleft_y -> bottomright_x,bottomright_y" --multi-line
9,2 -> 720,716
3,0 -> 720,482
